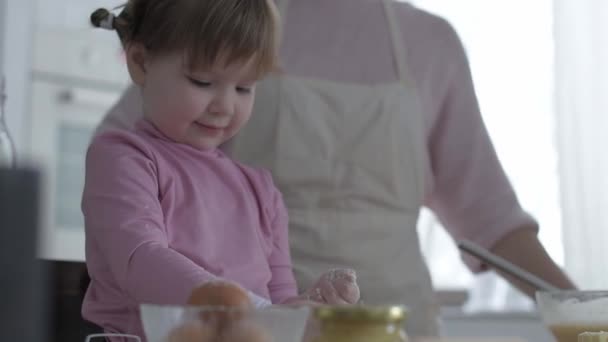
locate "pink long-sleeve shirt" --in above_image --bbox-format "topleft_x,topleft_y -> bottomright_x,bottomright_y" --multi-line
98,0 -> 537,271
82,120 -> 297,338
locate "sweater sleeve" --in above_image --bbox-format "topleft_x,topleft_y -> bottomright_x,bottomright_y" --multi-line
83,132 -> 216,304
262,172 -> 299,303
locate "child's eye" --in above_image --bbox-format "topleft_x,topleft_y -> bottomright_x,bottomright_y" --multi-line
188,77 -> 212,88
236,86 -> 252,94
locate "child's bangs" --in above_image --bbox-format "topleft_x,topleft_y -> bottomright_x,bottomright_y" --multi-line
181,0 -> 280,78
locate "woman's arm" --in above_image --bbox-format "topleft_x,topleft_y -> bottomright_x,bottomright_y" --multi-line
490,226 -> 576,297
423,17 -> 567,288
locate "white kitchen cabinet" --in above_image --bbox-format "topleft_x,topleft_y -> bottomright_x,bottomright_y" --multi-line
29,1 -> 129,260
35,0 -> 125,31
30,80 -> 125,261
32,29 -> 128,86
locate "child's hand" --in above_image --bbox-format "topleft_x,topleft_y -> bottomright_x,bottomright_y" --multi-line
282,268 -> 360,306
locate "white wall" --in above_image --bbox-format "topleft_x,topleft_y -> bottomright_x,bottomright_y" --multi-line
1,0 -> 34,160
553,0 -> 608,290
0,0 -> 5,69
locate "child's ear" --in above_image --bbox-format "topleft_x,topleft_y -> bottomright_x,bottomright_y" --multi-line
125,43 -> 148,86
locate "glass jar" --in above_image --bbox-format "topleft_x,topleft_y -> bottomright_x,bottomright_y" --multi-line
312,306 -> 408,342
0,76 -> 15,167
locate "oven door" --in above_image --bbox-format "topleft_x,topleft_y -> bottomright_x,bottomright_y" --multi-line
30,80 -> 123,261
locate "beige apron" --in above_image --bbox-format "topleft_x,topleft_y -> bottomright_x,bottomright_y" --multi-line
228,0 -> 440,336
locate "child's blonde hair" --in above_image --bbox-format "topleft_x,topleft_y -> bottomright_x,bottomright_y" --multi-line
91,0 -> 281,78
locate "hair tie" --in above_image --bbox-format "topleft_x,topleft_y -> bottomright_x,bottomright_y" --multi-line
99,12 -> 115,30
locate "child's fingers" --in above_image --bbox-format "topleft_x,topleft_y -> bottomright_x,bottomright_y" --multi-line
333,280 -> 360,304
304,287 -> 324,303
326,268 -> 357,283
319,279 -> 349,305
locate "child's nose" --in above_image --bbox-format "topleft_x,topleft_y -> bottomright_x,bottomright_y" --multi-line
209,90 -> 234,117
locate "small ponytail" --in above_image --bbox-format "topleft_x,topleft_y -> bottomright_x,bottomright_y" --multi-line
90,6 -> 132,47
90,8 -> 115,30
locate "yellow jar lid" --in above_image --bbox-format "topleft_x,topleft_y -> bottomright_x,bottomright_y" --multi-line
313,305 -> 407,323
579,332 -> 608,342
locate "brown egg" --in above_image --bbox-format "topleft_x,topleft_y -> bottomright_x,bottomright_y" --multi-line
219,319 -> 274,342
187,281 -> 253,332
187,281 -> 252,308
167,320 -> 217,342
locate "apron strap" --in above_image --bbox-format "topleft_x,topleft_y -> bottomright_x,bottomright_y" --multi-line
383,0 -> 425,203
275,0 -> 290,19
383,0 -> 412,87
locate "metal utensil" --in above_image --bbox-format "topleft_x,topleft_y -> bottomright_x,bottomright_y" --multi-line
458,239 -> 559,292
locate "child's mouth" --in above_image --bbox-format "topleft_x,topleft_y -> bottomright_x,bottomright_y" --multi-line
195,122 -> 224,134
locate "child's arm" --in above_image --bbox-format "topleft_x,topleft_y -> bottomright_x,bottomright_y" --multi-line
264,177 -> 299,304
83,135 -> 216,304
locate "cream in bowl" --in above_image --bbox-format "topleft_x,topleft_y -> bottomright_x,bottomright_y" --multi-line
536,291 -> 608,342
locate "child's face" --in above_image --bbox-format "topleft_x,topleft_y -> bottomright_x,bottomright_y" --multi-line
140,52 -> 257,150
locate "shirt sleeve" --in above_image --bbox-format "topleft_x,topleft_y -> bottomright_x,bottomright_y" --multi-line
83,132 -> 216,305
262,172 -> 299,303
423,19 -> 538,272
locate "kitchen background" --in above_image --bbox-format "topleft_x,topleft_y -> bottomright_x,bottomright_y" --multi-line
1,0 -> 607,341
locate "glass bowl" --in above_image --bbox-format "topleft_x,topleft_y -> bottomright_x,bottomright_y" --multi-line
536,290 -> 608,342
140,304 -> 310,342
